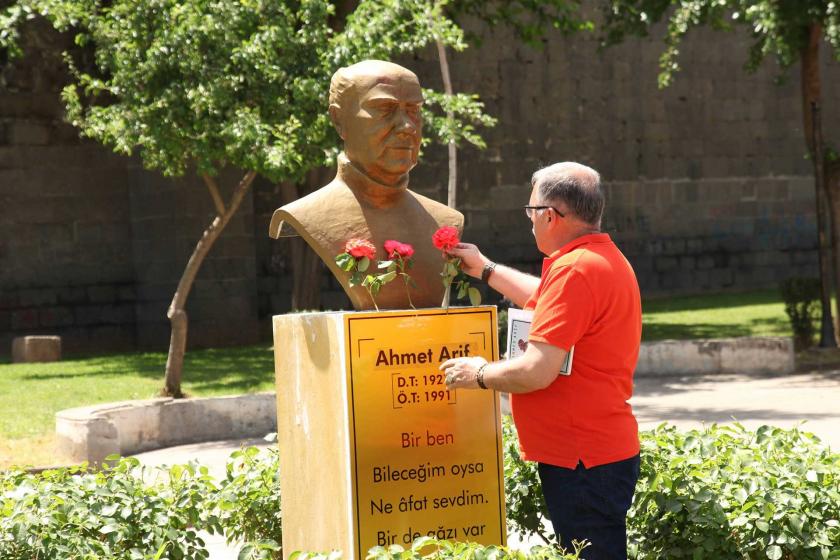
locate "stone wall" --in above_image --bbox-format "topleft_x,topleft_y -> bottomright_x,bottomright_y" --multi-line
0,23 -> 137,355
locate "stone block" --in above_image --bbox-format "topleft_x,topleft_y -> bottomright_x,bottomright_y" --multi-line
87,285 -> 117,304
17,288 -> 57,307
9,121 -> 51,145
57,286 -> 88,304
39,306 -> 74,328
12,335 -> 62,363
655,256 -> 679,272
11,309 -> 39,330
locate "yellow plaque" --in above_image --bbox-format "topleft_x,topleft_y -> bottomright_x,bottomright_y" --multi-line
345,307 -> 505,557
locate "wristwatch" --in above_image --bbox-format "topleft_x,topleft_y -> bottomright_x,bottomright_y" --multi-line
481,262 -> 497,283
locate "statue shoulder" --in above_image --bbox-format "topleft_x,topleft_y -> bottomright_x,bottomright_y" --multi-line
407,190 -> 464,230
269,181 -> 354,239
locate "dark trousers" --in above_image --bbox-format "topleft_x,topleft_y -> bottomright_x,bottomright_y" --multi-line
538,454 -> 640,560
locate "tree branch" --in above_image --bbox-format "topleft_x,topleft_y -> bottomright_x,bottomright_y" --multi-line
202,173 -> 227,215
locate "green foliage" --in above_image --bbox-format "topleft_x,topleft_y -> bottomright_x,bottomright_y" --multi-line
502,422 -> 840,559
502,417 -> 555,545
440,258 -> 481,306
422,90 -> 497,150
631,424 -> 840,559
204,444 -> 283,560
290,536 -> 586,560
4,425 -> 839,559
0,0 -> 496,182
0,458 -> 214,559
601,0 -> 840,88
447,0 -> 593,48
779,277 -> 821,350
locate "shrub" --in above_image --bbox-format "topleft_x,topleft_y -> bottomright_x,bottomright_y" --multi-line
292,536 -> 586,560
501,423 -> 840,559
503,417 -> 556,545
204,444 -> 283,560
779,277 -> 821,350
630,423 -> 840,560
0,457 -> 214,559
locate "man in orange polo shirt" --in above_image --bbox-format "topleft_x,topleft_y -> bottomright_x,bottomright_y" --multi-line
441,162 -> 642,560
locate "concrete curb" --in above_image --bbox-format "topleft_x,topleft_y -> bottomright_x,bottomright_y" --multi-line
636,336 -> 794,376
56,392 -> 276,465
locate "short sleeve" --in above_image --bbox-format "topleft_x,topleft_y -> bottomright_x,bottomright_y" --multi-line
528,265 -> 595,351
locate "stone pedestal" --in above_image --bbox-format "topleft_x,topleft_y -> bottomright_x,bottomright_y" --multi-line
273,307 -> 505,559
12,335 -> 62,363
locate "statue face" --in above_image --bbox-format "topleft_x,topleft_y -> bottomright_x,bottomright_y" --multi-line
339,72 -> 423,185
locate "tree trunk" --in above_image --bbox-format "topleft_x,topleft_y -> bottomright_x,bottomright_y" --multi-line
162,170 -> 257,397
828,159 -> 840,324
436,36 -> 457,209
800,24 -> 836,346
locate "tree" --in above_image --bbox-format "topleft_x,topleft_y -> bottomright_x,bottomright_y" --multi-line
601,0 -> 840,345
0,0 -> 494,396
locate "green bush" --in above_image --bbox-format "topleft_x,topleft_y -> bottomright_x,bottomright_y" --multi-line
503,417 -> 555,545
503,422 -> 840,559
204,444 -> 283,560
631,424 -> 840,560
292,536 -> 585,560
0,458 -> 214,559
779,277 -> 821,350
3,425 -> 837,559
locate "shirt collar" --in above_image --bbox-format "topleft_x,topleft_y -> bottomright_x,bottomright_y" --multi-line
336,152 -> 408,207
542,232 -> 611,268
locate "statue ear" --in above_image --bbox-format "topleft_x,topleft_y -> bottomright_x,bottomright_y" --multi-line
329,104 -> 344,139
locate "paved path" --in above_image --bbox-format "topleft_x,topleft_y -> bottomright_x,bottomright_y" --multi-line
135,368 -> 840,559
632,369 -> 840,449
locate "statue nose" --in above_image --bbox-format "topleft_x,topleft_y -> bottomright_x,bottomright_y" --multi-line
395,111 -> 418,134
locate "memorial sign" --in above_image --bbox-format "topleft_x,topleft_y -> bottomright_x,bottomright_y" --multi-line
345,308 -> 505,556
273,307 -> 504,559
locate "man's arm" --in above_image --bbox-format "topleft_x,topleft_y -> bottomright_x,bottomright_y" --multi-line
440,340 -> 568,394
447,243 -> 540,308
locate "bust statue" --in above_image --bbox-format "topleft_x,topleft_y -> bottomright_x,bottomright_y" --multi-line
269,60 -> 463,310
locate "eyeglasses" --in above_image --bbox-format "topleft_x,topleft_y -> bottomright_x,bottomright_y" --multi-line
523,205 -> 565,219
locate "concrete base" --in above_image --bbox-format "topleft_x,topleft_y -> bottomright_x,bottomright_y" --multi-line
636,336 -> 794,376
12,336 -> 61,363
56,392 -> 276,465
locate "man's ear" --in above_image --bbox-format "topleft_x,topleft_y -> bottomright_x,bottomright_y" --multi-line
329,104 -> 344,139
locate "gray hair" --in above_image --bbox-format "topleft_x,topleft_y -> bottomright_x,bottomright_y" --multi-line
531,162 -> 604,226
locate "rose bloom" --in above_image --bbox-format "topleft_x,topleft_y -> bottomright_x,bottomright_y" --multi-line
384,239 -> 415,259
344,238 -> 376,260
432,226 -> 460,252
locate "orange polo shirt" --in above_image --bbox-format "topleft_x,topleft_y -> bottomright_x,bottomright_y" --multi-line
510,233 -> 641,468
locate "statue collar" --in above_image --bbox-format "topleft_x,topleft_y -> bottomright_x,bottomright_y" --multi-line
337,153 -> 408,207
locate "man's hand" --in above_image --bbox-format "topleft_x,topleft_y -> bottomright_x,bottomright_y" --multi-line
447,243 -> 490,279
440,356 -> 488,390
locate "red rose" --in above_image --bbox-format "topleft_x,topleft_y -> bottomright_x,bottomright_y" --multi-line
344,238 -> 376,260
384,239 -> 415,259
432,226 -> 460,252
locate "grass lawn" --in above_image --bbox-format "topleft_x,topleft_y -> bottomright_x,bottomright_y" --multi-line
642,289 -> 792,341
0,345 -> 275,468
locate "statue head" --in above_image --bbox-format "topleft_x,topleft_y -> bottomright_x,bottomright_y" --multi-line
329,60 -> 423,186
